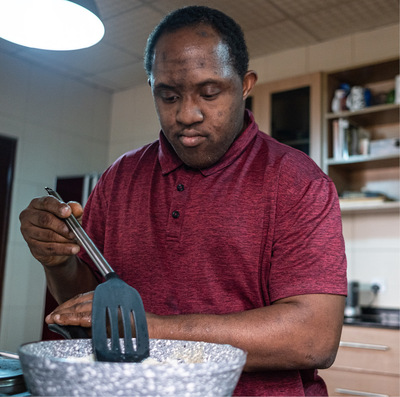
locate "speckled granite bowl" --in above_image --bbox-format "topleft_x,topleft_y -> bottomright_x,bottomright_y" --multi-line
18,339 -> 246,396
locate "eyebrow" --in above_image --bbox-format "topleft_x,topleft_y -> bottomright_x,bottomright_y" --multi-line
154,79 -> 222,91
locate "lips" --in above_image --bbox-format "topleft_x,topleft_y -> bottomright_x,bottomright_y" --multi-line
178,131 -> 207,148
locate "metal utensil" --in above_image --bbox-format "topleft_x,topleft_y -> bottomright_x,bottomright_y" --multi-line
45,187 -> 149,363
0,351 -> 19,360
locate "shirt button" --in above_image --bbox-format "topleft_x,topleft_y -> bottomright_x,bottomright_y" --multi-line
172,210 -> 180,219
177,184 -> 184,192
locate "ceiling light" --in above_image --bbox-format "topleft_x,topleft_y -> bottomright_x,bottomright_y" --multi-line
0,0 -> 105,51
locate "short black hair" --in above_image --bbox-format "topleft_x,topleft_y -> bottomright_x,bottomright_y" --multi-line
144,6 -> 249,80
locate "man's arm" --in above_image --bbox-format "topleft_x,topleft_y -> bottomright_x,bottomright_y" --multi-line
46,292 -> 345,371
148,293 -> 345,371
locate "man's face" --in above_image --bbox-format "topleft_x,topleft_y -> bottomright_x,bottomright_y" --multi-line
149,25 -> 253,169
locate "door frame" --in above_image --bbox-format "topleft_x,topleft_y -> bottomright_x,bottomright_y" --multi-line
0,135 -> 17,318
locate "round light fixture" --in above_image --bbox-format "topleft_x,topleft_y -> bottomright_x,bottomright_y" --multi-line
0,0 -> 105,51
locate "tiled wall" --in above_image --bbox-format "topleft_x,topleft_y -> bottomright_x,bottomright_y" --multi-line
343,213 -> 400,308
0,52 -> 111,352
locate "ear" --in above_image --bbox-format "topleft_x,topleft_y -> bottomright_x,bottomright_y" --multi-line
242,70 -> 258,100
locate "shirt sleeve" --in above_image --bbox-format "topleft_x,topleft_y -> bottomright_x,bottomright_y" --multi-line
268,154 -> 347,303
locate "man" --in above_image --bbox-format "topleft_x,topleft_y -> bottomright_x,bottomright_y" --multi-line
20,6 -> 347,396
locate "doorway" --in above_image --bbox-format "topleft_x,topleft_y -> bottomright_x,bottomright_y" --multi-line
0,135 -> 17,317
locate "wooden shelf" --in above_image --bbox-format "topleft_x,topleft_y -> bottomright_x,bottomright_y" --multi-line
323,59 -> 400,216
340,201 -> 400,215
327,153 -> 400,170
325,103 -> 400,124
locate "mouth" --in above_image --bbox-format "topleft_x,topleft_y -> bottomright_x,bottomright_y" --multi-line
178,131 -> 207,148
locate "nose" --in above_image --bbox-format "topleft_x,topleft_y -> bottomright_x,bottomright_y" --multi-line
176,96 -> 203,126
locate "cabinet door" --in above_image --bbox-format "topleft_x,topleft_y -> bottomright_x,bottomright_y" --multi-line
320,326 -> 400,397
251,72 -> 322,166
320,368 -> 399,397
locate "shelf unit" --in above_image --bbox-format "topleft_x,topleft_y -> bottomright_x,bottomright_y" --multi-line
322,59 -> 400,214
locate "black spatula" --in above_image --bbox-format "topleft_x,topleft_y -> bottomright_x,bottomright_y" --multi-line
45,187 -> 149,363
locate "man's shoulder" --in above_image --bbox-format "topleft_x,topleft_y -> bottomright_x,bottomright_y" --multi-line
99,140 -> 160,186
115,140 -> 160,164
253,130 -> 324,178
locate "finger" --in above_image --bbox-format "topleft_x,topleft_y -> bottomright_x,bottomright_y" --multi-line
68,201 -> 84,221
46,293 -> 94,318
49,292 -> 94,312
20,207 -> 73,240
31,196 -> 72,219
27,223 -> 76,244
46,311 -> 92,327
28,240 -> 80,262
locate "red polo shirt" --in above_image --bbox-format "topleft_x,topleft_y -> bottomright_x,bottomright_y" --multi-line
80,111 -> 347,396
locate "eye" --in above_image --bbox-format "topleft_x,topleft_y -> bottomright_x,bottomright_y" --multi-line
202,93 -> 218,100
201,86 -> 221,100
155,88 -> 180,103
163,95 -> 179,103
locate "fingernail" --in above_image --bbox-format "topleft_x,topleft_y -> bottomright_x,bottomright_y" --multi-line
60,205 -> 70,217
71,246 -> 80,254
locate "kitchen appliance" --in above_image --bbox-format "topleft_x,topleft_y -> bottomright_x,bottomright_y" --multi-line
345,281 -> 361,317
18,338 -> 246,396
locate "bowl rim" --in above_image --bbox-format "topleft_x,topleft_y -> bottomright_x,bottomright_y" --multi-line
18,338 -> 248,371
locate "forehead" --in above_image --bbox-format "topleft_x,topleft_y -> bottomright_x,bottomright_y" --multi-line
151,25 -> 233,81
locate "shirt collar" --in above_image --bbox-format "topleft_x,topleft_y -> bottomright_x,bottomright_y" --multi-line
158,110 -> 258,176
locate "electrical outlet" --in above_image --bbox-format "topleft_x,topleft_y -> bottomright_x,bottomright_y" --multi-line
371,279 -> 386,293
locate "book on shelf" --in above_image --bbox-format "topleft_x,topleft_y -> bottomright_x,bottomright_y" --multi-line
339,191 -> 393,208
332,118 -> 370,160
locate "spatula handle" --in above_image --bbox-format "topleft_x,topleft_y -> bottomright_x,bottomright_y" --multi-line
45,187 -> 114,277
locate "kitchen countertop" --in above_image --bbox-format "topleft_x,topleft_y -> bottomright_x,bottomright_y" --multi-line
344,307 -> 400,329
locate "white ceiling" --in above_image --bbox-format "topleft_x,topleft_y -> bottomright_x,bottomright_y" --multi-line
0,0 -> 398,93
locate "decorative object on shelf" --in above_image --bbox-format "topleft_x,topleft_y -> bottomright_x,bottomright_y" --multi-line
346,86 -> 366,111
396,75 -> 400,104
358,129 -> 370,155
331,89 -> 347,113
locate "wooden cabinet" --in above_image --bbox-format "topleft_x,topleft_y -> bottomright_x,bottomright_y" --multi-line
320,325 -> 400,397
322,59 -> 400,214
251,72 -> 322,167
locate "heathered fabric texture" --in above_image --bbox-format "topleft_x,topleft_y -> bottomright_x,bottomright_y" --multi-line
79,111 -> 347,396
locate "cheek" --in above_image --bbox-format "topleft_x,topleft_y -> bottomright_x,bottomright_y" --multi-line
154,102 -> 173,128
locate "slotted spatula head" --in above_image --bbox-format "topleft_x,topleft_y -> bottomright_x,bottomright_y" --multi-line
92,273 -> 150,362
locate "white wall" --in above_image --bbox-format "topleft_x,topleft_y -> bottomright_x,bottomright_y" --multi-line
0,52 -> 111,352
109,24 -> 400,308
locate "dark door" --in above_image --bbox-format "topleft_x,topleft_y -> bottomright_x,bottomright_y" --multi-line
0,135 -> 17,318
271,86 -> 310,155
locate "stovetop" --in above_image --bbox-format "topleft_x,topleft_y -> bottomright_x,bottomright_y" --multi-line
344,307 -> 400,329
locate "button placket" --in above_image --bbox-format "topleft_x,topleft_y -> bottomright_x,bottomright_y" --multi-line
166,175 -> 191,241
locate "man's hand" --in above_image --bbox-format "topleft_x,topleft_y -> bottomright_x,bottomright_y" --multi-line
45,291 -> 94,327
20,196 -> 83,267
